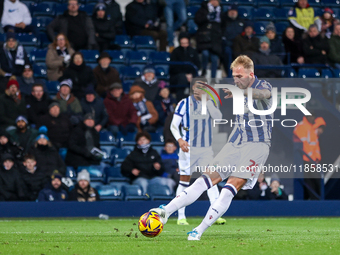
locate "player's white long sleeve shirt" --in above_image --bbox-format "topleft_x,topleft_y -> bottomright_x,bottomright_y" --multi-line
1,0 -> 32,27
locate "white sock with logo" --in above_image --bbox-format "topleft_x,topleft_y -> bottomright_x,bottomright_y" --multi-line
177,181 -> 189,220
207,184 -> 220,204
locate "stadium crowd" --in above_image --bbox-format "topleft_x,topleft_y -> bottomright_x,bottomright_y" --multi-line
0,0 -> 337,201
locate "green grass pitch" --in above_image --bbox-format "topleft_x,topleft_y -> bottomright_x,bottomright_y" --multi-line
0,217 -> 339,255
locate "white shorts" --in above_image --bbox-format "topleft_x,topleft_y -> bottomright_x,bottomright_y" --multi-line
212,142 -> 270,190
178,146 -> 214,176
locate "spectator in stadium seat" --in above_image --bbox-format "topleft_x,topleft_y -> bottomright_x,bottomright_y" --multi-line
249,36 -> 283,78
328,24 -> 340,69
28,134 -> 66,176
194,0 -> 223,78
233,21 -> 259,59
0,129 -> 24,160
8,115 -> 38,154
46,33 -> 75,82
265,22 -> 285,57
60,52 -> 96,100
37,102 -> 73,149
125,0 -> 167,51
288,0 -> 321,40
0,79 -> 27,130
1,0 -> 35,34
169,32 -> 201,101
320,8 -> 339,39
121,131 -> 174,195
282,27 -> 304,64
65,113 -> 101,169
103,0 -> 123,35
104,82 -> 138,136
129,85 -> 158,133
134,66 -> 167,102
69,169 -> 100,201
80,86 -> 108,132
55,79 -> 83,126
93,52 -> 121,98
25,84 -> 53,126
160,139 -> 179,185
21,154 -> 49,201
37,170 -> 68,202
302,24 -> 330,64
264,174 -> 288,200
247,173 -> 268,200
47,0 -> 97,51
153,86 -> 176,129
16,65 -> 47,96
92,3 -> 116,52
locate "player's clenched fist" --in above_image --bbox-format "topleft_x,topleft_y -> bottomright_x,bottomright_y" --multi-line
178,138 -> 190,153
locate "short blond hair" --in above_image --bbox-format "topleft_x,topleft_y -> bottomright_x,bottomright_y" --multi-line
230,55 -> 254,72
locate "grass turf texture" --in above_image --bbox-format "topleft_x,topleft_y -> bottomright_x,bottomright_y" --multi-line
0,217 -> 339,255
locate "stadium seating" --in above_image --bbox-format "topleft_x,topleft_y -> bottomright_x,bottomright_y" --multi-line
118,131 -> 137,150
105,164 -> 130,183
30,3 -> 56,17
187,19 -> 198,35
79,3 -> 96,16
232,0 -> 255,6
114,35 -> 133,50
149,51 -> 171,64
30,49 -> 47,63
59,147 -> 67,161
273,7 -> 290,21
147,184 -> 173,200
282,68 -> 297,78
132,36 -> 157,50
257,0 -> 279,7
275,21 -> 290,35
65,166 -> 77,181
126,51 -> 148,65
33,63 -> 47,79
77,165 -> 105,182
187,6 -> 199,19
298,68 -> 321,78
22,0 -> 34,9
107,50 -> 125,64
254,21 -> 270,35
120,66 -> 142,81
46,81 -> 60,95
323,0 -> 340,8
33,16 -> 53,32
99,130 -> 117,146
79,50 -> 100,63
237,6 -> 253,19
253,7 -> 275,21
111,148 -> 131,165
122,80 -> 134,93
155,65 -> 170,81
17,33 -> 38,47
306,0 -> 321,7
122,185 -> 149,201
39,33 -> 52,48
322,69 -> 334,79
96,184 -> 123,200
55,3 -> 68,16
188,0 -> 204,7
280,0 -> 296,7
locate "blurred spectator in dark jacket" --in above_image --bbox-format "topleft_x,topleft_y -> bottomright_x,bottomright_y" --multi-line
264,174 -> 288,200
55,79 -> 83,126
0,153 -> 26,201
0,129 -> 24,160
37,102 -> 73,149
125,0 -> 167,51
302,24 -> 330,64
25,84 -> 53,125
81,86 -> 108,132
69,169 -> 100,201
282,27 -> 304,64
233,21 -> 259,58
92,3 -> 116,52
21,154 -> 49,201
170,32 -> 200,100
195,0 -> 222,78
320,8 -> 339,39
16,65 -> 47,96
221,4 -> 244,48
60,52 -> 97,100
47,0 -> 97,51
104,83 -> 138,136
28,134 -> 66,176
129,85 -> 158,133
37,170 -> 68,202
328,24 -> 340,69
93,52 -> 121,98
153,86 -> 176,129
8,116 -> 38,154
65,113 -> 101,169
0,79 -> 26,130
134,66 -> 167,102
247,173 -> 268,200
160,139 -> 179,185
121,131 -> 174,194
103,0 -> 123,35
46,33 -> 75,81
265,22 -> 285,57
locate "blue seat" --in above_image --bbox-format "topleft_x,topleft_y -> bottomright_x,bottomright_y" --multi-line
150,133 -> 165,146
99,130 -> 116,146
253,21 -> 270,35
79,50 -> 100,63
126,51 -> 148,65
122,185 -> 149,201
33,63 -> 47,78
238,7 -> 253,19
30,49 -> 47,63
298,68 -> 321,78
323,0 -> 340,7
273,7 -> 290,21
152,145 -> 164,155
257,0 -> 278,7
39,32 -> 51,48
280,0 -> 296,6
253,7 -> 275,21
147,184 -> 173,200
99,145 -> 115,159
282,68 -> 297,78
0,34 -> 5,42
123,80 -> 134,93
132,36 -> 157,50
79,3 -> 96,16
114,35 -> 133,49
111,64 -> 126,75
155,65 -> 170,81
46,80 -> 59,95
111,148 -> 131,164
77,165 -> 105,182
34,16 -> 53,32
24,46 -> 38,56
22,0 -> 35,9
106,165 -> 130,183
306,0 -> 320,7
66,166 -> 77,180
231,0 -> 255,6
322,69 -> 333,78
106,50 -> 125,64
17,33 -> 38,46
97,184 -> 123,200
59,147 -> 67,161
31,3 -> 56,17
275,21 -> 290,35
187,19 -> 198,35
118,131 -> 137,145
149,51 -> 170,64
121,66 -> 142,81
188,0 -> 203,7
187,6 -> 199,19
55,3 -> 68,16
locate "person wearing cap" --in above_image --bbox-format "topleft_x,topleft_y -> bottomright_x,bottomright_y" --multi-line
104,82 -> 138,136
69,169 -> 100,202
16,64 -> 48,96
233,21 -> 260,58
265,22 -> 285,57
47,0 -> 97,51
55,79 -> 83,125
37,170 -> 68,202
28,133 -> 66,176
153,86 -> 176,129
129,85 -> 158,133
60,52 -> 97,100
134,66 -> 167,102
93,51 -> 121,98
264,174 -> 288,200
248,36 -> 283,78
320,8 -> 340,39
328,23 -> 340,69
8,115 -> 38,154
0,153 -> 26,201
0,79 -> 27,130
65,113 -> 101,169
37,102 -> 72,149
92,3 -> 116,52
80,86 -> 108,132
46,33 -> 75,81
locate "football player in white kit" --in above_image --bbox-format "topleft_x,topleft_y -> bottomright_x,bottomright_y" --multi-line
170,79 -> 226,225
150,55 -> 273,240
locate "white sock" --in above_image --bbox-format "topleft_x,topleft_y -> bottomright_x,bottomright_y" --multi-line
195,184 -> 237,234
164,175 -> 213,217
207,184 -> 220,204
177,181 -> 189,220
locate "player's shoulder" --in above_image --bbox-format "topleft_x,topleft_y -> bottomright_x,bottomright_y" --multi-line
255,79 -> 272,90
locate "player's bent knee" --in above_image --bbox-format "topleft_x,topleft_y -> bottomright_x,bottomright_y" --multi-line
226,177 -> 247,191
180,175 -> 191,182
203,170 -> 222,186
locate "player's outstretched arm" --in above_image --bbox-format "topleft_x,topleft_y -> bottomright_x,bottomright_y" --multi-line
207,100 -> 222,119
245,88 -> 271,100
